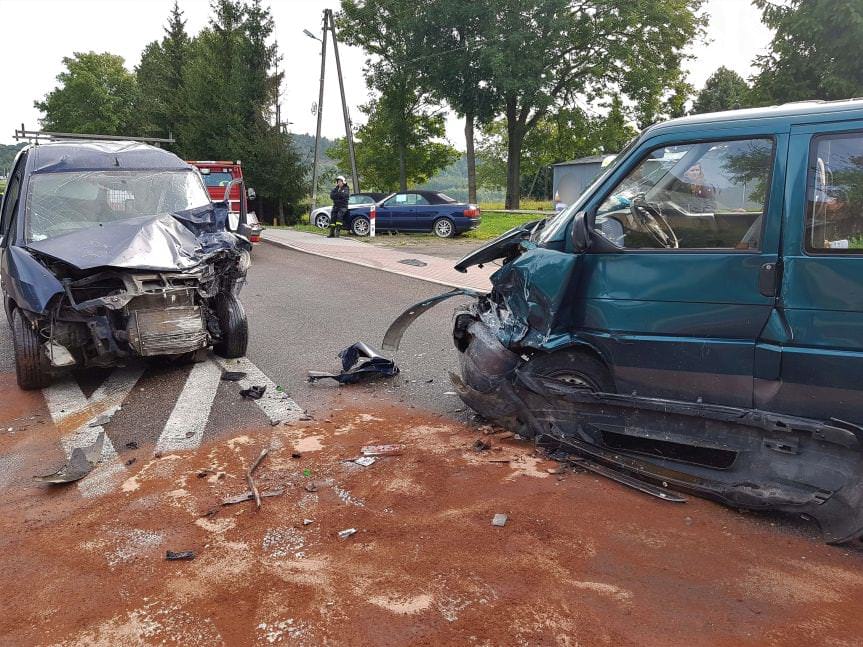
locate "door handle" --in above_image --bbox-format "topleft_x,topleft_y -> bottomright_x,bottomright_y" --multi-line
759,262 -> 778,297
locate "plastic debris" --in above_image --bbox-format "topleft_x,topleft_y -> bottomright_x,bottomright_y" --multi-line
240,385 -> 266,400
354,456 -> 376,467
492,514 -> 508,527
165,550 -> 195,561
221,371 -> 247,381
361,444 -> 403,457
338,528 -> 357,540
34,432 -> 105,484
303,519 -> 314,526
308,341 -> 399,385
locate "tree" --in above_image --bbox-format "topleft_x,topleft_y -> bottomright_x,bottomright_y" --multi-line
35,52 -> 137,134
477,0 -> 703,208
339,0 -> 459,191
411,0 -> 500,203
692,67 -> 751,114
328,98 -> 459,192
752,0 -> 863,105
135,1 -> 191,145
477,98 -> 636,196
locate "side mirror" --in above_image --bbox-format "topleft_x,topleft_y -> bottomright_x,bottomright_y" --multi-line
571,211 -> 592,252
222,178 -> 248,233
246,187 -> 257,201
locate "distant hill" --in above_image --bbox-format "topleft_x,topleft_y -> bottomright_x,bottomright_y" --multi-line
0,143 -> 25,176
291,133 -> 338,165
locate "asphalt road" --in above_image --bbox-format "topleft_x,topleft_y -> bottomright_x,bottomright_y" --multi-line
243,241 -> 475,416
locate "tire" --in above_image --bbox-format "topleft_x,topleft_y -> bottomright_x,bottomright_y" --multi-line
524,348 -> 615,393
11,308 -> 51,390
213,293 -> 248,359
351,216 -> 371,237
433,217 -> 455,238
314,213 -> 330,228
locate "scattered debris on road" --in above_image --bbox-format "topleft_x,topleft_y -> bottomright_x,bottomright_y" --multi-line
240,385 -> 267,400
165,550 -> 195,561
302,518 -> 314,526
491,514 -> 508,527
308,342 -> 399,385
361,444 -> 403,457
337,528 -> 357,540
246,448 -> 269,509
33,432 -> 105,484
221,487 -> 285,507
354,456 -> 376,467
221,371 -> 247,382
473,438 -> 492,452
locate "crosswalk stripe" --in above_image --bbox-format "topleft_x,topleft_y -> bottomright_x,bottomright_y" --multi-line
42,366 -> 144,497
212,356 -> 304,425
154,358 -> 223,453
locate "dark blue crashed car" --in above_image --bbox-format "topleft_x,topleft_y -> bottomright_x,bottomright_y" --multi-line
0,141 -> 252,389
343,190 -> 481,237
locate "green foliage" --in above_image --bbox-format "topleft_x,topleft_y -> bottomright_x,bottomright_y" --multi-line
134,1 -> 190,143
339,0 -> 460,191
692,67 -> 752,114
0,144 -> 26,175
328,98 -> 459,192
35,52 -> 138,134
477,99 -> 637,195
752,0 -> 863,104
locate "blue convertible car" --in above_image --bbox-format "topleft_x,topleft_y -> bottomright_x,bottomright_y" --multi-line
343,190 -> 481,238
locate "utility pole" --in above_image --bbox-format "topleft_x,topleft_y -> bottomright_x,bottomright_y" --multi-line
309,10 -> 328,220
328,10 -> 359,194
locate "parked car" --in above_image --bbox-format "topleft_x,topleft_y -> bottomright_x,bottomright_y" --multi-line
1,141 -> 253,389
311,192 -> 385,229
344,190 -> 481,238
388,99 -> 863,544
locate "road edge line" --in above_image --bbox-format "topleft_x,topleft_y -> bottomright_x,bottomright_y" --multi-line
261,237 -> 488,292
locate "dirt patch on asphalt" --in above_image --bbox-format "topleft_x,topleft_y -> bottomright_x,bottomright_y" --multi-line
1,394 -> 862,646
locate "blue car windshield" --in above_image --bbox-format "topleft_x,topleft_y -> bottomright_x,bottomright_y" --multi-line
25,170 -> 210,242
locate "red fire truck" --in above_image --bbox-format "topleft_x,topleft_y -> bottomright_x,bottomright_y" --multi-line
188,160 -> 262,243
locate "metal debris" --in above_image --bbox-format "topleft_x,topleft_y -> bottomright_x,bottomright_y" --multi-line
492,514 -> 508,527
34,432 -> 105,484
338,528 -> 357,540
240,385 -> 267,400
303,519 -> 314,526
308,342 -> 399,385
361,444 -> 403,457
165,550 -> 195,561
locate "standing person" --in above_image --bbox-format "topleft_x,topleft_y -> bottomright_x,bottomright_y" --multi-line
328,175 -> 350,237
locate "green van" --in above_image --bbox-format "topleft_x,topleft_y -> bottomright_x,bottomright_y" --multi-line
390,99 -> 863,544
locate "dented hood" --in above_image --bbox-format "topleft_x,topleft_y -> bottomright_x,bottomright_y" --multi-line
454,220 -> 541,273
26,210 -> 238,271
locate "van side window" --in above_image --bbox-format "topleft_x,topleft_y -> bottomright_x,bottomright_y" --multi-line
805,132 -> 863,252
595,138 -> 774,250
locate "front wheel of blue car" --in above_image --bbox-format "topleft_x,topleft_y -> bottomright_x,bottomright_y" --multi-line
12,308 -> 51,390
213,293 -> 248,359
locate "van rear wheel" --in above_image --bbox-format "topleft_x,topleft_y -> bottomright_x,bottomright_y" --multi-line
524,348 -> 615,393
12,308 -> 51,390
213,293 -> 248,359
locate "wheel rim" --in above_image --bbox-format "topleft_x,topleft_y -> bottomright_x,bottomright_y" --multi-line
315,215 -> 329,228
543,369 -> 600,391
435,220 -> 452,237
354,219 -> 369,235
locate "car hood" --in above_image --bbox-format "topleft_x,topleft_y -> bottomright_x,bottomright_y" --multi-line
454,220 -> 541,273
26,211 -> 240,271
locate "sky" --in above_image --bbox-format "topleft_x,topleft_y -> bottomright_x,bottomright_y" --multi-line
0,0 -> 773,148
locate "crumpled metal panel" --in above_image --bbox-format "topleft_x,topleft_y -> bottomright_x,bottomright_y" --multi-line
3,246 -> 65,314
26,208 -> 239,272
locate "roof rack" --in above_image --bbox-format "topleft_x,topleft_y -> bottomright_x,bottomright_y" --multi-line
13,125 -> 175,146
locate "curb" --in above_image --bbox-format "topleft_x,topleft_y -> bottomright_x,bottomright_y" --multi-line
261,237 -> 489,292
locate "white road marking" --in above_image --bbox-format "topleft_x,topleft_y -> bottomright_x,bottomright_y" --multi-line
213,356 -> 304,425
41,366 -> 144,497
155,359 -> 223,453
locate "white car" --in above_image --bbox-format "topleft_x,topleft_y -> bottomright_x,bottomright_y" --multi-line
311,192 -> 384,228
